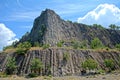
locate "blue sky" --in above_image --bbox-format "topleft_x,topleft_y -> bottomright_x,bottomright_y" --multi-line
0,0 -> 120,50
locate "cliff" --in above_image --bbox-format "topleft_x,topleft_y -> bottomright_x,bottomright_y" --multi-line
20,9 -> 120,48
1,9 -> 120,77
0,49 -> 120,76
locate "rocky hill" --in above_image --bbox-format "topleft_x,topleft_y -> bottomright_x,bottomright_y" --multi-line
1,9 -> 120,77
20,9 -> 120,48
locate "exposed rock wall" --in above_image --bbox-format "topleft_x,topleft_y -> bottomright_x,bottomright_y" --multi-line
20,9 -> 120,48
0,48 -> 120,76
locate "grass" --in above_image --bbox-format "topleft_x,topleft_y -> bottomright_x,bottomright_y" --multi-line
2,46 -> 120,54
1,74 -> 120,80
1,70 -> 120,80
3,48 -> 16,53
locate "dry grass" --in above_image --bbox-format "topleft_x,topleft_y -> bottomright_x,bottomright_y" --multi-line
1,73 -> 120,80
3,48 -> 16,53
30,47 -> 43,51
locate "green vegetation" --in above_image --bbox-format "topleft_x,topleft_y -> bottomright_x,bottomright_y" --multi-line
115,44 -> 120,50
38,24 -> 46,37
27,73 -> 38,78
97,69 -> 105,74
57,40 -> 64,47
3,45 -> 14,51
30,58 -> 43,75
72,41 -> 79,49
42,44 -> 50,49
67,20 -> 72,23
6,57 -> 17,75
63,52 -> 69,61
16,42 -> 31,55
93,24 -> 104,29
72,40 -> 87,49
109,24 -> 120,30
33,41 -> 42,47
90,38 -> 103,49
104,59 -> 114,72
82,59 -> 98,70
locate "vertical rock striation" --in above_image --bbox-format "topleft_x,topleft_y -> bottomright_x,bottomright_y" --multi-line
1,49 -> 120,76
20,9 -> 120,48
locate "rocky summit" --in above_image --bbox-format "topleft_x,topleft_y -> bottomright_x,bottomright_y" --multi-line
20,9 -> 120,48
1,9 -> 120,77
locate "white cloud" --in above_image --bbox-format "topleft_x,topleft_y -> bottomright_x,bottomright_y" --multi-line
0,23 -> 18,50
78,4 -> 120,27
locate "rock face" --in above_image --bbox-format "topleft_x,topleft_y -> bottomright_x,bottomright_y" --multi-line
20,9 -> 120,48
1,9 -> 120,76
0,49 -> 120,76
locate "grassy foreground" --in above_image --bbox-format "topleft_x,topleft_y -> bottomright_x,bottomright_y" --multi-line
0,73 -> 120,80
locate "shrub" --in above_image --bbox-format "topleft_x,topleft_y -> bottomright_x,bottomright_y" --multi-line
30,58 -> 43,75
57,40 -> 64,47
72,40 -> 88,49
97,69 -> 105,74
27,73 -> 38,78
6,57 -> 17,75
33,42 -> 42,47
115,44 -> 120,50
90,38 -> 103,49
82,59 -> 98,70
16,42 -> 31,55
72,41 -> 80,49
42,44 -> 50,49
63,52 -> 69,61
104,59 -> 114,72
93,24 -> 104,29
109,24 -> 120,30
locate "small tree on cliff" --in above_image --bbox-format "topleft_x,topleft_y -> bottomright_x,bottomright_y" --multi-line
90,38 -> 103,49
30,58 -> 43,75
82,59 -> 98,72
16,42 -> 31,55
104,59 -> 114,72
115,44 -> 120,51
6,57 -> 17,75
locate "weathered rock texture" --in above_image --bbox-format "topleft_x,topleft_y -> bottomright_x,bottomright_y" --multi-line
0,49 -> 120,76
20,9 -> 120,48
1,9 -> 120,77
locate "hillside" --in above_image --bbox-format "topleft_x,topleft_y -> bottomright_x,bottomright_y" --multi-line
1,9 -> 120,77
0,48 -> 120,76
20,9 -> 120,48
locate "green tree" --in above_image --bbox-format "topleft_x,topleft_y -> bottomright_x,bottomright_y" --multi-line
115,44 -> 120,50
33,42 -> 42,47
6,57 -> 17,75
93,24 -> 104,29
42,44 -> 50,49
72,41 -> 80,49
30,58 -> 43,75
104,59 -> 114,72
72,40 -> 88,49
63,52 -> 69,61
90,38 -> 103,49
82,59 -> 98,70
57,40 -> 64,47
109,24 -> 120,30
16,42 -> 31,55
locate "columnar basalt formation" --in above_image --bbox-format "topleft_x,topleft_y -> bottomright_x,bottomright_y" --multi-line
0,49 -> 120,76
1,9 -> 120,76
